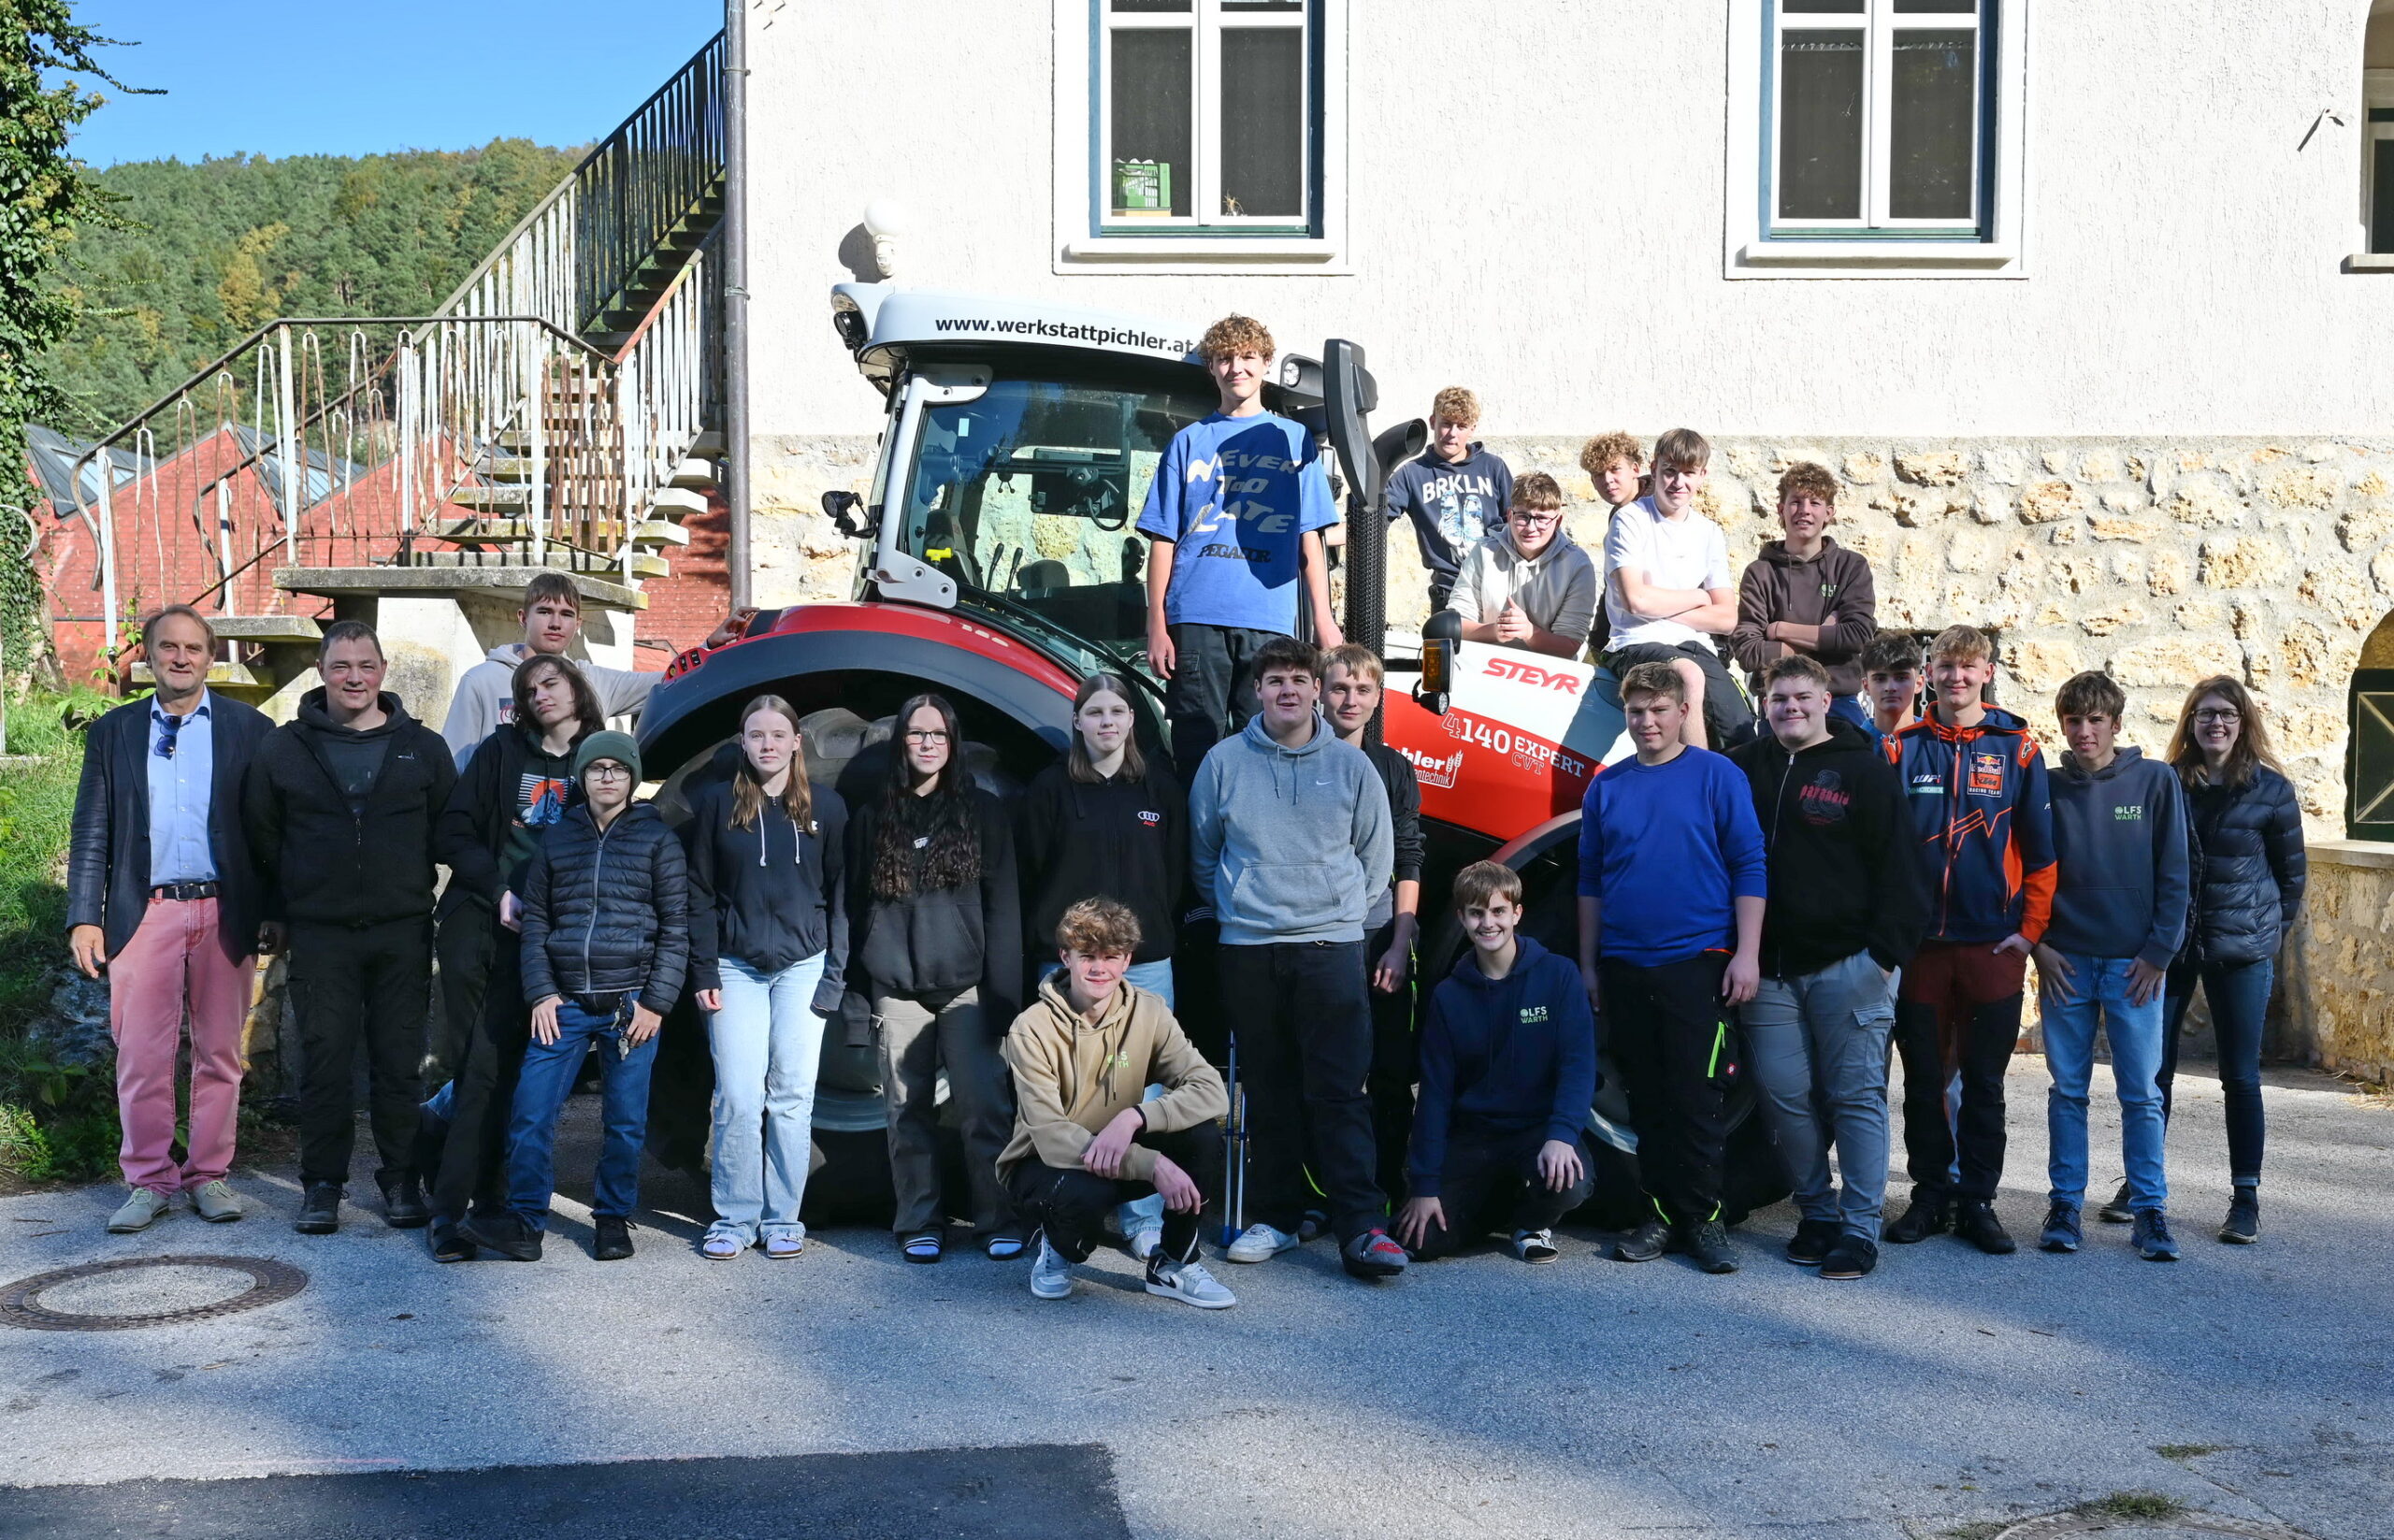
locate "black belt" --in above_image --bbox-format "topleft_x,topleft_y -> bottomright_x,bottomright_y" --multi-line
150,881 -> 221,901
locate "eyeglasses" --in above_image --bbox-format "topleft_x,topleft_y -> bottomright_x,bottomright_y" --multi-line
903,729 -> 951,744
1507,509 -> 1563,525
585,763 -> 633,782
2193,709 -> 2242,725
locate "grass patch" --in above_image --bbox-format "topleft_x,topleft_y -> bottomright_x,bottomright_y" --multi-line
0,690 -> 123,1183
1940,1523 -> 2010,1540
2154,1445 -> 2224,1462
2079,1492 -> 2185,1521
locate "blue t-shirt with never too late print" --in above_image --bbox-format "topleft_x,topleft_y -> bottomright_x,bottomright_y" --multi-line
1136,410 -> 1339,635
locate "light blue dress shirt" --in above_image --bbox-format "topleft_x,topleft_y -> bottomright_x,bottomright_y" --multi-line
147,689 -> 218,885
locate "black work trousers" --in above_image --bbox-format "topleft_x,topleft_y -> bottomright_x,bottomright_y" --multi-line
430,893 -> 497,1086
1364,916 -> 1418,1208
1410,1127 -> 1596,1259
1007,1121 -> 1225,1265
290,917 -> 432,1190
431,924 -> 531,1224
1600,952 -> 1735,1229
1164,623 -> 1283,788
1220,939 -> 1385,1242
1893,939 -> 2026,1202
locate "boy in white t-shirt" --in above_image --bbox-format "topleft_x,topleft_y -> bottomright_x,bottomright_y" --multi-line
1599,428 -> 1754,750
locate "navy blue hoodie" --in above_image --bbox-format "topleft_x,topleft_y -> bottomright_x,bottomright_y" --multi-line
1406,935 -> 1597,1197
2045,745 -> 2192,970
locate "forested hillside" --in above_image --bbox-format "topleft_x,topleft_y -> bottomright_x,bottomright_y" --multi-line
41,138 -> 579,434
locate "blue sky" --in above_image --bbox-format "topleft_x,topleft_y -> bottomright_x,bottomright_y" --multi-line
67,0 -> 724,166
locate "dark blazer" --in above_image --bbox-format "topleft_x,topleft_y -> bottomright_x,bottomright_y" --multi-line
66,692 -> 275,963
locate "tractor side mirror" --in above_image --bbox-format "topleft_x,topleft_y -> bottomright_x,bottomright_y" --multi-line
1416,612 -> 1462,716
822,489 -> 874,539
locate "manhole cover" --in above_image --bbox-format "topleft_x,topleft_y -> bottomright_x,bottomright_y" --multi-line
0,1255 -> 306,1331
1999,1512 -> 2312,1540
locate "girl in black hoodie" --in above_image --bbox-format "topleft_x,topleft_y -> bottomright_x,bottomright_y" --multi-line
849,692 -> 1024,1262
683,695 -> 849,1261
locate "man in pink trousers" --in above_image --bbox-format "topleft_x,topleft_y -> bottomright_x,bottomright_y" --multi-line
66,606 -> 280,1232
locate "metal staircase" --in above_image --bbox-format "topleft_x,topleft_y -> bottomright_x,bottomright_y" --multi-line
65,34 -> 728,654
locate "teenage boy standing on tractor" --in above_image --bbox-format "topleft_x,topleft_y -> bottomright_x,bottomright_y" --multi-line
1139,314 -> 1343,788
1882,626 -> 2057,1257
1385,386 -> 1513,615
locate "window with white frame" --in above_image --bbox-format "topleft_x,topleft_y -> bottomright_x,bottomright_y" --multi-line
1770,0 -> 1992,237
1096,0 -> 1317,235
2368,72 -> 2394,255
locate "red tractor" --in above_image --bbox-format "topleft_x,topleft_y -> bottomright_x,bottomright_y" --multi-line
640,283 -> 1782,1228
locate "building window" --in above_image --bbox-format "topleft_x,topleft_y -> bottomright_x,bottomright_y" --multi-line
1726,0 -> 2028,278
1098,0 -> 1315,232
2366,71 -> 2394,257
1057,0 -> 1347,271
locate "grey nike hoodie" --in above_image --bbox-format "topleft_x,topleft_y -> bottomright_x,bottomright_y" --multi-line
1189,712 -> 1393,946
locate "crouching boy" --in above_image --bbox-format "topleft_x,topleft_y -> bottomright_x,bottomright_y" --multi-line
1002,899 -> 1234,1308
1396,862 -> 1597,1264
467,731 -> 687,1264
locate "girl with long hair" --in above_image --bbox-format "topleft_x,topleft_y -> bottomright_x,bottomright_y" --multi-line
848,693 -> 1026,1262
683,696 -> 849,1260
2118,675 -> 2306,1245
425,654 -> 605,1261
1017,672 -> 1186,1259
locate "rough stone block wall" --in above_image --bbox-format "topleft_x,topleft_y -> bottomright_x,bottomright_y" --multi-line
2283,846 -> 2394,1085
755,433 -> 2394,838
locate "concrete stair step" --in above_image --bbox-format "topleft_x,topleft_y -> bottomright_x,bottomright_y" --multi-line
451,484 -> 531,513
690,429 -> 726,457
670,456 -> 717,489
649,486 -> 709,521
206,614 -> 322,643
630,520 -> 692,549
428,519 -> 533,546
132,661 -> 260,688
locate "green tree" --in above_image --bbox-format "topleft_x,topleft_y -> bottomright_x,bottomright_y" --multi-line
0,0 -> 142,689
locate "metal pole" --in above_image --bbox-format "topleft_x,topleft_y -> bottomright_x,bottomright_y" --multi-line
723,3 -> 753,610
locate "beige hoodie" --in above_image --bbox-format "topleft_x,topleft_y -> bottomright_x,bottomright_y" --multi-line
998,975 -> 1227,1185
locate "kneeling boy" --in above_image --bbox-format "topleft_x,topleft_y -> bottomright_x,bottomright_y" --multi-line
1396,862 -> 1597,1263
1002,899 -> 1233,1308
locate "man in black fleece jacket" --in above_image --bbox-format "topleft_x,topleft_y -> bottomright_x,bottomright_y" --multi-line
242,623 -> 456,1234
1395,862 -> 1596,1263
1728,655 -> 1924,1280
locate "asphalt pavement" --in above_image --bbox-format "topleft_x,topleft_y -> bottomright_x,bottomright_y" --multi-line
2,1058 -> 2387,1540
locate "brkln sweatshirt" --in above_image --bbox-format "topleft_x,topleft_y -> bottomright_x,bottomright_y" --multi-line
1407,936 -> 1598,1198
1189,712 -> 1393,947
681,779 -> 850,1010
997,975 -> 1227,1186
2044,746 -> 2192,970
1728,716 -> 1925,978
1576,746 -> 1768,966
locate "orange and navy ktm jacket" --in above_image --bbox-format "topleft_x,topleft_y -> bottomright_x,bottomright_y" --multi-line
1884,706 -> 2057,946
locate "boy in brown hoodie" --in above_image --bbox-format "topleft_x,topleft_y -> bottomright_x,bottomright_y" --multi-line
1727,462 -> 1879,733
1002,898 -> 1233,1308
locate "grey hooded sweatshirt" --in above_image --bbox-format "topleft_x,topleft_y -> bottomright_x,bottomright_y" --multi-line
440,644 -> 659,766
1189,712 -> 1393,946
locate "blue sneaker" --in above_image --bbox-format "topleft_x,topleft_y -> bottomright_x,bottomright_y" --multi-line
2131,1208 -> 2180,1261
2039,1202 -> 2083,1254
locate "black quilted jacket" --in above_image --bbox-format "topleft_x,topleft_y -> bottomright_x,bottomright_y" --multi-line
2180,765 -> 2306,968
519,800 -> 689,1016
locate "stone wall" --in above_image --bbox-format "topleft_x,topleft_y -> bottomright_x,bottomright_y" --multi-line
756,431 -> 2394,838
2283,842 -> 2394,1086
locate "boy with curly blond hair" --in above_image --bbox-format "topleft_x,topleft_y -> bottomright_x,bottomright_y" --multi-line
1386,385 -> 1513,612
1727,462 -> 1879,731
1140,313 -> 1343,785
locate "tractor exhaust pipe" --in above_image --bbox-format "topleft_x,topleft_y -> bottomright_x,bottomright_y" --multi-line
1321,341 -> 1426,715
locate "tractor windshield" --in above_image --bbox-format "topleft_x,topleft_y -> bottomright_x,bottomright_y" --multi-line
895,374 -> 1217,652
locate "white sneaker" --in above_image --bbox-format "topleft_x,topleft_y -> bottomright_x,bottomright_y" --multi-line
1224,1221 -> 1300,1263
1126,1219 -> 1164,1263
1030,1235 -> 1074,1300
1147,1255 -> 1236,1309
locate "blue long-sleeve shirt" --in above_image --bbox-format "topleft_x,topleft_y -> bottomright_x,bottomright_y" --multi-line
1577,746 -> 1767,965
1406,936 -> 1597,1197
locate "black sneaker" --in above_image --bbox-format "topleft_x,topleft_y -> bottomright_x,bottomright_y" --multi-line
2097,1180 -> 2135,1224
1682,1220 -> 1738,1274
1784,1217 -> 1839,1267
1954,1199 -> 2016,1255
459,1211 -> 543,1262
1613,1218 -> 1669,1263
593,1216 -> 634,1261
1340,1229 -> 1408,1280
2131,1208 -> 2180,1261
1819,1235 -> 1878,1280
1882,1192 -> 1951,1245
2220,1188 -> 2259,1245
293,1182 -> 342,1235
428,1217 -> 475,1263
2038,1202 -> 2083,1254
379,1173 -> 429,1230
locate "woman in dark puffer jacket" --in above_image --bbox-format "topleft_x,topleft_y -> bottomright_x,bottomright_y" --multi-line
2111,676 -> 2304,1246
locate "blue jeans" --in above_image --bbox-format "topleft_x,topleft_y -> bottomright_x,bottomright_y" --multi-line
1041,959 -> 1174,1234
2161,957 -> 2271,1185
505,997 -> 659,1227
708,953 -> 828,1243
2041,955 -> 2168,1212
1741,950 -> 1896,1241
